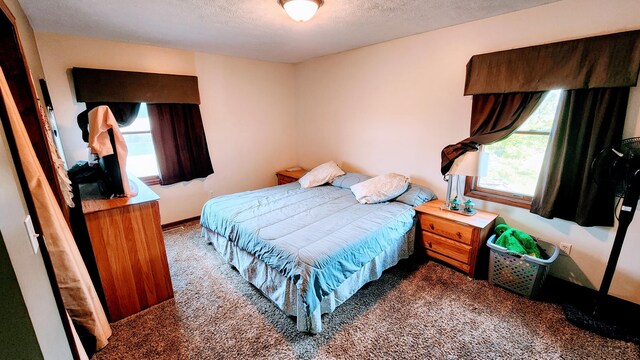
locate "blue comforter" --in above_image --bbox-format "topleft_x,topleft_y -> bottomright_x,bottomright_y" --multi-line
200,182 -> 415,314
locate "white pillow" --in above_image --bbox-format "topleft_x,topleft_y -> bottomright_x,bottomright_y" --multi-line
298,161 -> 345,188
350,173 -> 410,204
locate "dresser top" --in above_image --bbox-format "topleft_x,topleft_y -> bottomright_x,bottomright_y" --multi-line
415,199 -> 498,229
80,176 -> 159,214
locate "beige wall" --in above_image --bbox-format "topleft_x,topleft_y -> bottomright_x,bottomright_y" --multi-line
35,32 -> 297,224
31,0 -> 640,304
1,0 -> 73,358
295,0 -> 640,304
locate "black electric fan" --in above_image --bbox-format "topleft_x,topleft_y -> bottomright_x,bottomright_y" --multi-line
563,137 -> 640,343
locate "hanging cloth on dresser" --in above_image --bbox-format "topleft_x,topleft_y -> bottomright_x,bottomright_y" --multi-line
0,67 -> 112,350
87,105 -> 136,197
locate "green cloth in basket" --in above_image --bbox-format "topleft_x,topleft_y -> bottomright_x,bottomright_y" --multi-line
494,224 -> 541,258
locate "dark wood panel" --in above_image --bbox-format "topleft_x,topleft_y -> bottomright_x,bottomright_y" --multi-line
0,2 -> 78,357
0,9 -> 64,210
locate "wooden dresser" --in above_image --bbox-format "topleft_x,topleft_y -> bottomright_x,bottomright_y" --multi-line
79,177 -> 173,321
275,168 -> 307,185
415,199 -> 498,279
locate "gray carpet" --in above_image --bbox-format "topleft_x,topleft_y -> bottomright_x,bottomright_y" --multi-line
93,221 -> 639,359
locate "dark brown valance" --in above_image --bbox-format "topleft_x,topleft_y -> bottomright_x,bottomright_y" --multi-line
72,67 -> 200,104
465,30 -> 640,95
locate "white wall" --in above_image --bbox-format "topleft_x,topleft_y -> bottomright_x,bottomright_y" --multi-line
1,0 -> 73,358
34,33 -> 297,224
295,0 -> 640,304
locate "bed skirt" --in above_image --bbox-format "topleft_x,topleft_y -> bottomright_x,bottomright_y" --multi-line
202,224 -> 415,333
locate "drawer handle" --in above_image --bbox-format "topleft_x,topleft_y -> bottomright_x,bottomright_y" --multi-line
427,241 -> 432,248
456,231 -> 462,238
429,224 -> 435,230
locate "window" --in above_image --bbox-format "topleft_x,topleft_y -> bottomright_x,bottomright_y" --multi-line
466,90 -> 562,208
120,103 -> 161,185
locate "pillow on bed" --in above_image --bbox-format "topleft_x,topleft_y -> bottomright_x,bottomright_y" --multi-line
350,173 -> 409,204
331,172 -> 372,189
394,184 -> 437,206
299,161 -> 345,188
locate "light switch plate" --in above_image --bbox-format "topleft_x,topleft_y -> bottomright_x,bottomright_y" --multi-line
24,215 -> 39,254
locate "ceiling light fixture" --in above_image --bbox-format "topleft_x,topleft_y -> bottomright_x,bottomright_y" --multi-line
278,0 -> 324,22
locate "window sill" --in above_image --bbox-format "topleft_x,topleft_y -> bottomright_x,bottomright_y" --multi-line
139,176 -> 161,186
464,188 -> 531,209
464,177 -> 531,209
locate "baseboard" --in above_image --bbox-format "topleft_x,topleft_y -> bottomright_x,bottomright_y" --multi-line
543,276 -> 640,317
161,216 -> 200,230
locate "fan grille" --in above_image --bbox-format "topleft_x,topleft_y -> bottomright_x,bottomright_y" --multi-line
592,137 -> 640,197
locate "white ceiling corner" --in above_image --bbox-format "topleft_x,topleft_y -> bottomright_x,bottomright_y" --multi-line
18,0 -> 560,63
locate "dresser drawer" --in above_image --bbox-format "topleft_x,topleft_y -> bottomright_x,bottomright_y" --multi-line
422,231 -> 471,264
419,214 -> 473,245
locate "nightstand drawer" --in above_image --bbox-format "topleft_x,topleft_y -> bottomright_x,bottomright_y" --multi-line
276,174 -> 297,185
422,232 -> 471,264
419,214 -> 473,245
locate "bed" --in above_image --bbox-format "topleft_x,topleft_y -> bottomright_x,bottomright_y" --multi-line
200,181 -> 421,333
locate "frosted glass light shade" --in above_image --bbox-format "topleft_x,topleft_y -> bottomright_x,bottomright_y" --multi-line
280,0 -> 323,22
449,150 -> 489,177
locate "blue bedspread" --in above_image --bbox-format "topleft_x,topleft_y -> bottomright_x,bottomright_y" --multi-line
200,182 -> 415,315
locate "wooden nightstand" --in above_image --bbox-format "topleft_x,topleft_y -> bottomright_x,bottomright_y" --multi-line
276,168 -> 307,185
415,199 -> 498,278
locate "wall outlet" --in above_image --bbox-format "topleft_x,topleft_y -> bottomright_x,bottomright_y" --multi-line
559,242 -> 572,255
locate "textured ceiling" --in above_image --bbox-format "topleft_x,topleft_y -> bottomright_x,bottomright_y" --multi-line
19,0 -> 559,63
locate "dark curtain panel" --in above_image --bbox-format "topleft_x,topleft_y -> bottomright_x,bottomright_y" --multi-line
441,92 -> 545,175
147,103 -> 214,185
530,87 -> 629,227
77,103 -> 141,142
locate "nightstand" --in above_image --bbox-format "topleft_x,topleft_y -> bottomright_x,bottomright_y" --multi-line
415,199 -> 498,278
275,168 -> 307,185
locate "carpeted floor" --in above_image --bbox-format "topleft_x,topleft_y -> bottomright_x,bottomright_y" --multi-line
93,221 -> 639,359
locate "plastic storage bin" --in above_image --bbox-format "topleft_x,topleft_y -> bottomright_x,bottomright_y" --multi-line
487,234 -> 559,298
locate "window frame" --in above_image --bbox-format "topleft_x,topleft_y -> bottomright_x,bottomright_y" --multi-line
120,120 -> 161,186
464,129 -> 553,210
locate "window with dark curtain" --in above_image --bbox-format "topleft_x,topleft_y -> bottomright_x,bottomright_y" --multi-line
72,68 -> 214,186
450,30 -> 640,227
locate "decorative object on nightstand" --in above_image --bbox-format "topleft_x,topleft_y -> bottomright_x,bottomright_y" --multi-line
276,167 -> 308,185
415,199 -> 498,278
443,150 -> 488,216
464,199 -> 475,214
450,196 -> 461,211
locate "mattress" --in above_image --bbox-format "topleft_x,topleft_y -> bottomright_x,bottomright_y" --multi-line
200,182 -> 416,330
